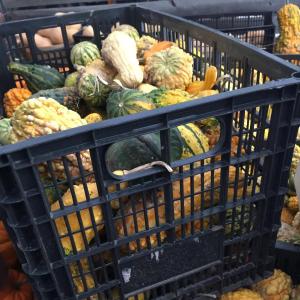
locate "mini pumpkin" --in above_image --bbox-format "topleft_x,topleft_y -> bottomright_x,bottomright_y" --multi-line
3,88 -> 32,117
0,221 -> 18,268
0,269 -> 33,300
252,269 -> 292,300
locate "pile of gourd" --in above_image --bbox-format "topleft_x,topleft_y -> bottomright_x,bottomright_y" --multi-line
278,142 -> 300,245
0,23 -> 224,171
220,269 -> 300,300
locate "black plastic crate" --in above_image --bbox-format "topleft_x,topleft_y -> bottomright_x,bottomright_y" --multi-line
275,241 -> 300,284
187,13 -> 275,52
0,5 -> 300,300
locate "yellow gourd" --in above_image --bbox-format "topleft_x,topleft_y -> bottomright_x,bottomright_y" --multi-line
186,66 -> 218,96
274,4 -> 300,54
252,269 -> 292,300
221,288 -> 263,300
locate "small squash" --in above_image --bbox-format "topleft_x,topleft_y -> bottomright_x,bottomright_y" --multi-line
137,35 -> 158,61
111,24 -> 140,42
70,41 -> 101,67
64,72 -> 80,87
0,118 -> 12,145
0,221 -> 18,269
281,207 -> 294,225
287,196 -> 299,213
0,269 -> 33,300
186,66 -> 218,96
252,269 -> 292,300
221,289 -> 263,300
101,31 -> 143,88
144,46 -> 193,90
84,113 -> 103,123
143,41 -> 174,60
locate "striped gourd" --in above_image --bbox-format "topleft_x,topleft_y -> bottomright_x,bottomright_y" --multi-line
7,62 -> 65,93
78,73 -> 111,108
70,41 -> 100,67
106,90 -> 156,118
176,123 -> 209,158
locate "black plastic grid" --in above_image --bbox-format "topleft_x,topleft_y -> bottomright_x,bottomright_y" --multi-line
0,5 -> 299,300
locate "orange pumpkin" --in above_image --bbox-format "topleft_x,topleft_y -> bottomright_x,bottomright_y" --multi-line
144,41 -> 174,60
0,221 -> 18,268
3,88 -> 32,117
0,269 -> 33,300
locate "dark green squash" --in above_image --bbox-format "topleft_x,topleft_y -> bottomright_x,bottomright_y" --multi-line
8,62 -> 65,93
106,130 -> 183,172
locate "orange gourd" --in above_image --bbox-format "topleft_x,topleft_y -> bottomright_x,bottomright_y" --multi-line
0,221 -> 18,268
144,41 -> 174,60
0,269 -> 33,300
3,88 -> 32,117
186,66 -> 218,96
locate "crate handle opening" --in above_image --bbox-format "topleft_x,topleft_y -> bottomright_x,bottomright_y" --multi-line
292,72 -> 300,79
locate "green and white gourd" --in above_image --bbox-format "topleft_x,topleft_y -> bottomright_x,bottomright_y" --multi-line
70,41 -> 101,67
78,73 -> 111,107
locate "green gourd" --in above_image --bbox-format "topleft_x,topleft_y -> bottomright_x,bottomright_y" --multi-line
7,62 -> 65,93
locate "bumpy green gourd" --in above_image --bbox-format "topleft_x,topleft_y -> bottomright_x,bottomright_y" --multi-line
0,118 -> 12,145
107,90 -> 156,118
64,72 -> 80,87
8,62 -> 65,93
70,41 -> 101,67
78,73 -> 111,108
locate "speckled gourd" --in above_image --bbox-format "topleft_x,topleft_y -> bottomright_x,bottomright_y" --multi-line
144,46 -> 193,90
9,97 -> 92,179
101,31 -> 143,88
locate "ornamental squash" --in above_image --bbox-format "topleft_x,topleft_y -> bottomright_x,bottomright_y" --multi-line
29,87 -> 82,113
78,73 -> 111,108
3,88 -> 32,117
51,182 -> 104,253
0,118 -> 12,145
7,62 -> 65,93
10,97 -> 87,142
274,4 -> 300,54
221,289 -> 263,300
287,196 -> 299,213
0,269 -> 33,300
252,269 -> 292,300
0,221 -> 18,268
144,46 -> 193,90
9,98 -> 92,179
281,207 -> 294,225
138,83 -> 157,94
176,123 -> 209,159
105,130 -> 183,172
106,90 -> 156,118
148,88 -> 192,108
143,41 -> 174,60
64,72 -> 80,87
70,41 -> 101,67
137,35 -> 158,62
84,113 -> 103,123
111,24 -> 140,42
101,31 -> 143,88
186,66 -> 218,96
